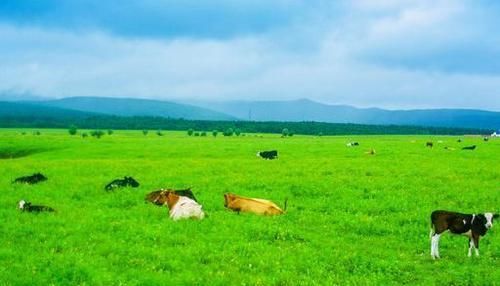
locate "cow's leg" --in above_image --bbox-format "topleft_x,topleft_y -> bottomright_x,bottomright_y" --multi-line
472,234 -> 480,257
431,234 -> 441,259
430,229 -> 436,257
468,239 -> 474,257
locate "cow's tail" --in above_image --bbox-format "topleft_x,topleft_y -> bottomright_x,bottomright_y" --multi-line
283,198 -> 288,212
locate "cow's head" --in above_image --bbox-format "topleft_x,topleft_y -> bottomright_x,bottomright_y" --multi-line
223,193 -> 236,208
125,176 -> 140,187
256,152 -> 261,157
18,200 -> 27,210
484,212 -> 499,229
163,191 -> 180,209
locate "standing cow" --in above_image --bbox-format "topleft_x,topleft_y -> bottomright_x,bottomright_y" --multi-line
257,150 -> 278,160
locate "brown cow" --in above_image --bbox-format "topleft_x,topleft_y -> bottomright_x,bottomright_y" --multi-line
223,193 -> 286,216
145,188 -> 197,206
161,191 -> 205,221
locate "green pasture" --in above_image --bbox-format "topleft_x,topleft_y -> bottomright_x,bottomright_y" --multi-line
0,129 -> 498,285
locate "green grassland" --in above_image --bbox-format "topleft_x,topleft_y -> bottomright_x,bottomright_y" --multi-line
0,129 -> 498,285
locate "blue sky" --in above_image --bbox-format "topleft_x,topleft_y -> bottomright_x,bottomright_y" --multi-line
0,0 -> 499,110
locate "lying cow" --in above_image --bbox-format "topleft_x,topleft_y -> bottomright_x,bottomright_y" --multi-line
257,150 -> 278,160
223,193 -> 286,216
346,142 -> 359,147
430,210 -> 498,259
105,176 -> 140,191
426,142 -> 433,148
462,145 -> 476,150
160,191 -> 205,220
13,173 -> 47,184
145,188 -> 198,206
18,200 -> 55,212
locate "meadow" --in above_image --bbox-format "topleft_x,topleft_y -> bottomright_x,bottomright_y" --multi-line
0,129 -> 498,285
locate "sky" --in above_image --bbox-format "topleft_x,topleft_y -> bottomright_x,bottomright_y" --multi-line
0,0 -> 499,110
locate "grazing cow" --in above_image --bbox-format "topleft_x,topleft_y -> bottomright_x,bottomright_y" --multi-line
462,145 -> 476,150
13,173 -> 47,184
457,139 -> 462,143
18,200 -> 55,212
430,210 -> 498,259
426,142 -> 433,148
257,150 -> 278,160
145,188 -> 198,205
223,193 -> 286,216
346,142 -> 360,147
161,191 -> 205,220
105,176 -> 140,191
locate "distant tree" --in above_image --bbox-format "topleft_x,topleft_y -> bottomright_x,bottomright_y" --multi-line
201,131 -> 207,137
81,132 -> 88,138
156,129 -> 163,136
212,130 -> 218,137
107,129 -> 113,135
235,128 -> 241,136
223,128 -> 234,136
68,125 -> 78,135
142,130 -> 149,136
90,130 -> 104,138
187,128 -> 194,136
282,128 -> 289,137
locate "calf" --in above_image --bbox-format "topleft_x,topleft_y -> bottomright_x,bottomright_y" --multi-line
223,193 -> 286,216
145,188 -> 198,206
426,142 -> 433,148
257,150 -> 278,160
430,210 -> 498,259
462,145 -> 476,150
105,176 -> 140,191
18,200 -> 55,212
161,191 -> 205,221
13,173 -> 47,184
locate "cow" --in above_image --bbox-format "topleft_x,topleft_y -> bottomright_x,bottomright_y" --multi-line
145,188 -> 198,205
257,150 -> 278,160
457,139 -> 462,143
223,193 -> 286,216
462,145 -> 476,150
13,173 -> 47,184
105,176 -> 140,191
426,142 -> 433,148
18,200 -> 55,213
430,210 -> 498,259
346,142 -> 359,147
444,146 -> 456,151
160,191 -> 205,221
483,137 -> 489,142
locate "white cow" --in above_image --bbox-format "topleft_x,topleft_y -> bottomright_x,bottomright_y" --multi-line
161,191 -> 205,221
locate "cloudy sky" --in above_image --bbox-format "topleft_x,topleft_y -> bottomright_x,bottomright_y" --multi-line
0,0 -> 499,110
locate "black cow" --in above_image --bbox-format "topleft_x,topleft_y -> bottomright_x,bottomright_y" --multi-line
145,188 -> 198,206
430,210 -> 498,259
18,200 -> 55,212
257,150 -> 278,160
13,173 -> 47,184
105,176 -> 140,191
462,145 -> 476,150
426,142 -> 433,148
483,137 -> 489,142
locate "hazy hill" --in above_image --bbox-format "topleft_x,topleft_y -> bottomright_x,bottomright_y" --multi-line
37,97 -> 237,121
0,101 -> 97,119
189,99 -> 500,129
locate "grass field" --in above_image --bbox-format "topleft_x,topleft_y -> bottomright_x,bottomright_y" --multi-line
0,129 -> 499,285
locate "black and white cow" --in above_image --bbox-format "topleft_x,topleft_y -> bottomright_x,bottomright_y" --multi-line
346,142 -> 359,147
105,176 -> 140,191
13,173 -> 47,184
430,210 -> 498,259
462,145 -> 476,150
18,200 -> 55,212
257,150 -> 278,160
426,142 -> 433,148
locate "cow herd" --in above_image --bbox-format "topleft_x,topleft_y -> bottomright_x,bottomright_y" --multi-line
11,140 -> 498,259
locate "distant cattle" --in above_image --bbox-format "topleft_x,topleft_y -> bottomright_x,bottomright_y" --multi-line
13,173 -> 47,184
462,145 -> 476,150
457,139 -> 462,143
346,142 -> 359,147
105,176 -> 140,191
223,193 -> 286,216
426,142 -> 433,148
483,137 -> 489,142
257,150 -> 278,160
145,188 -> 198,206
18,200 -> 55,213
430,210 -> 498,259
161,191 -> 205,220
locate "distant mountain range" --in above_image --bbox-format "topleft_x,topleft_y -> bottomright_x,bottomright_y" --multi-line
0,96 -> 498,129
